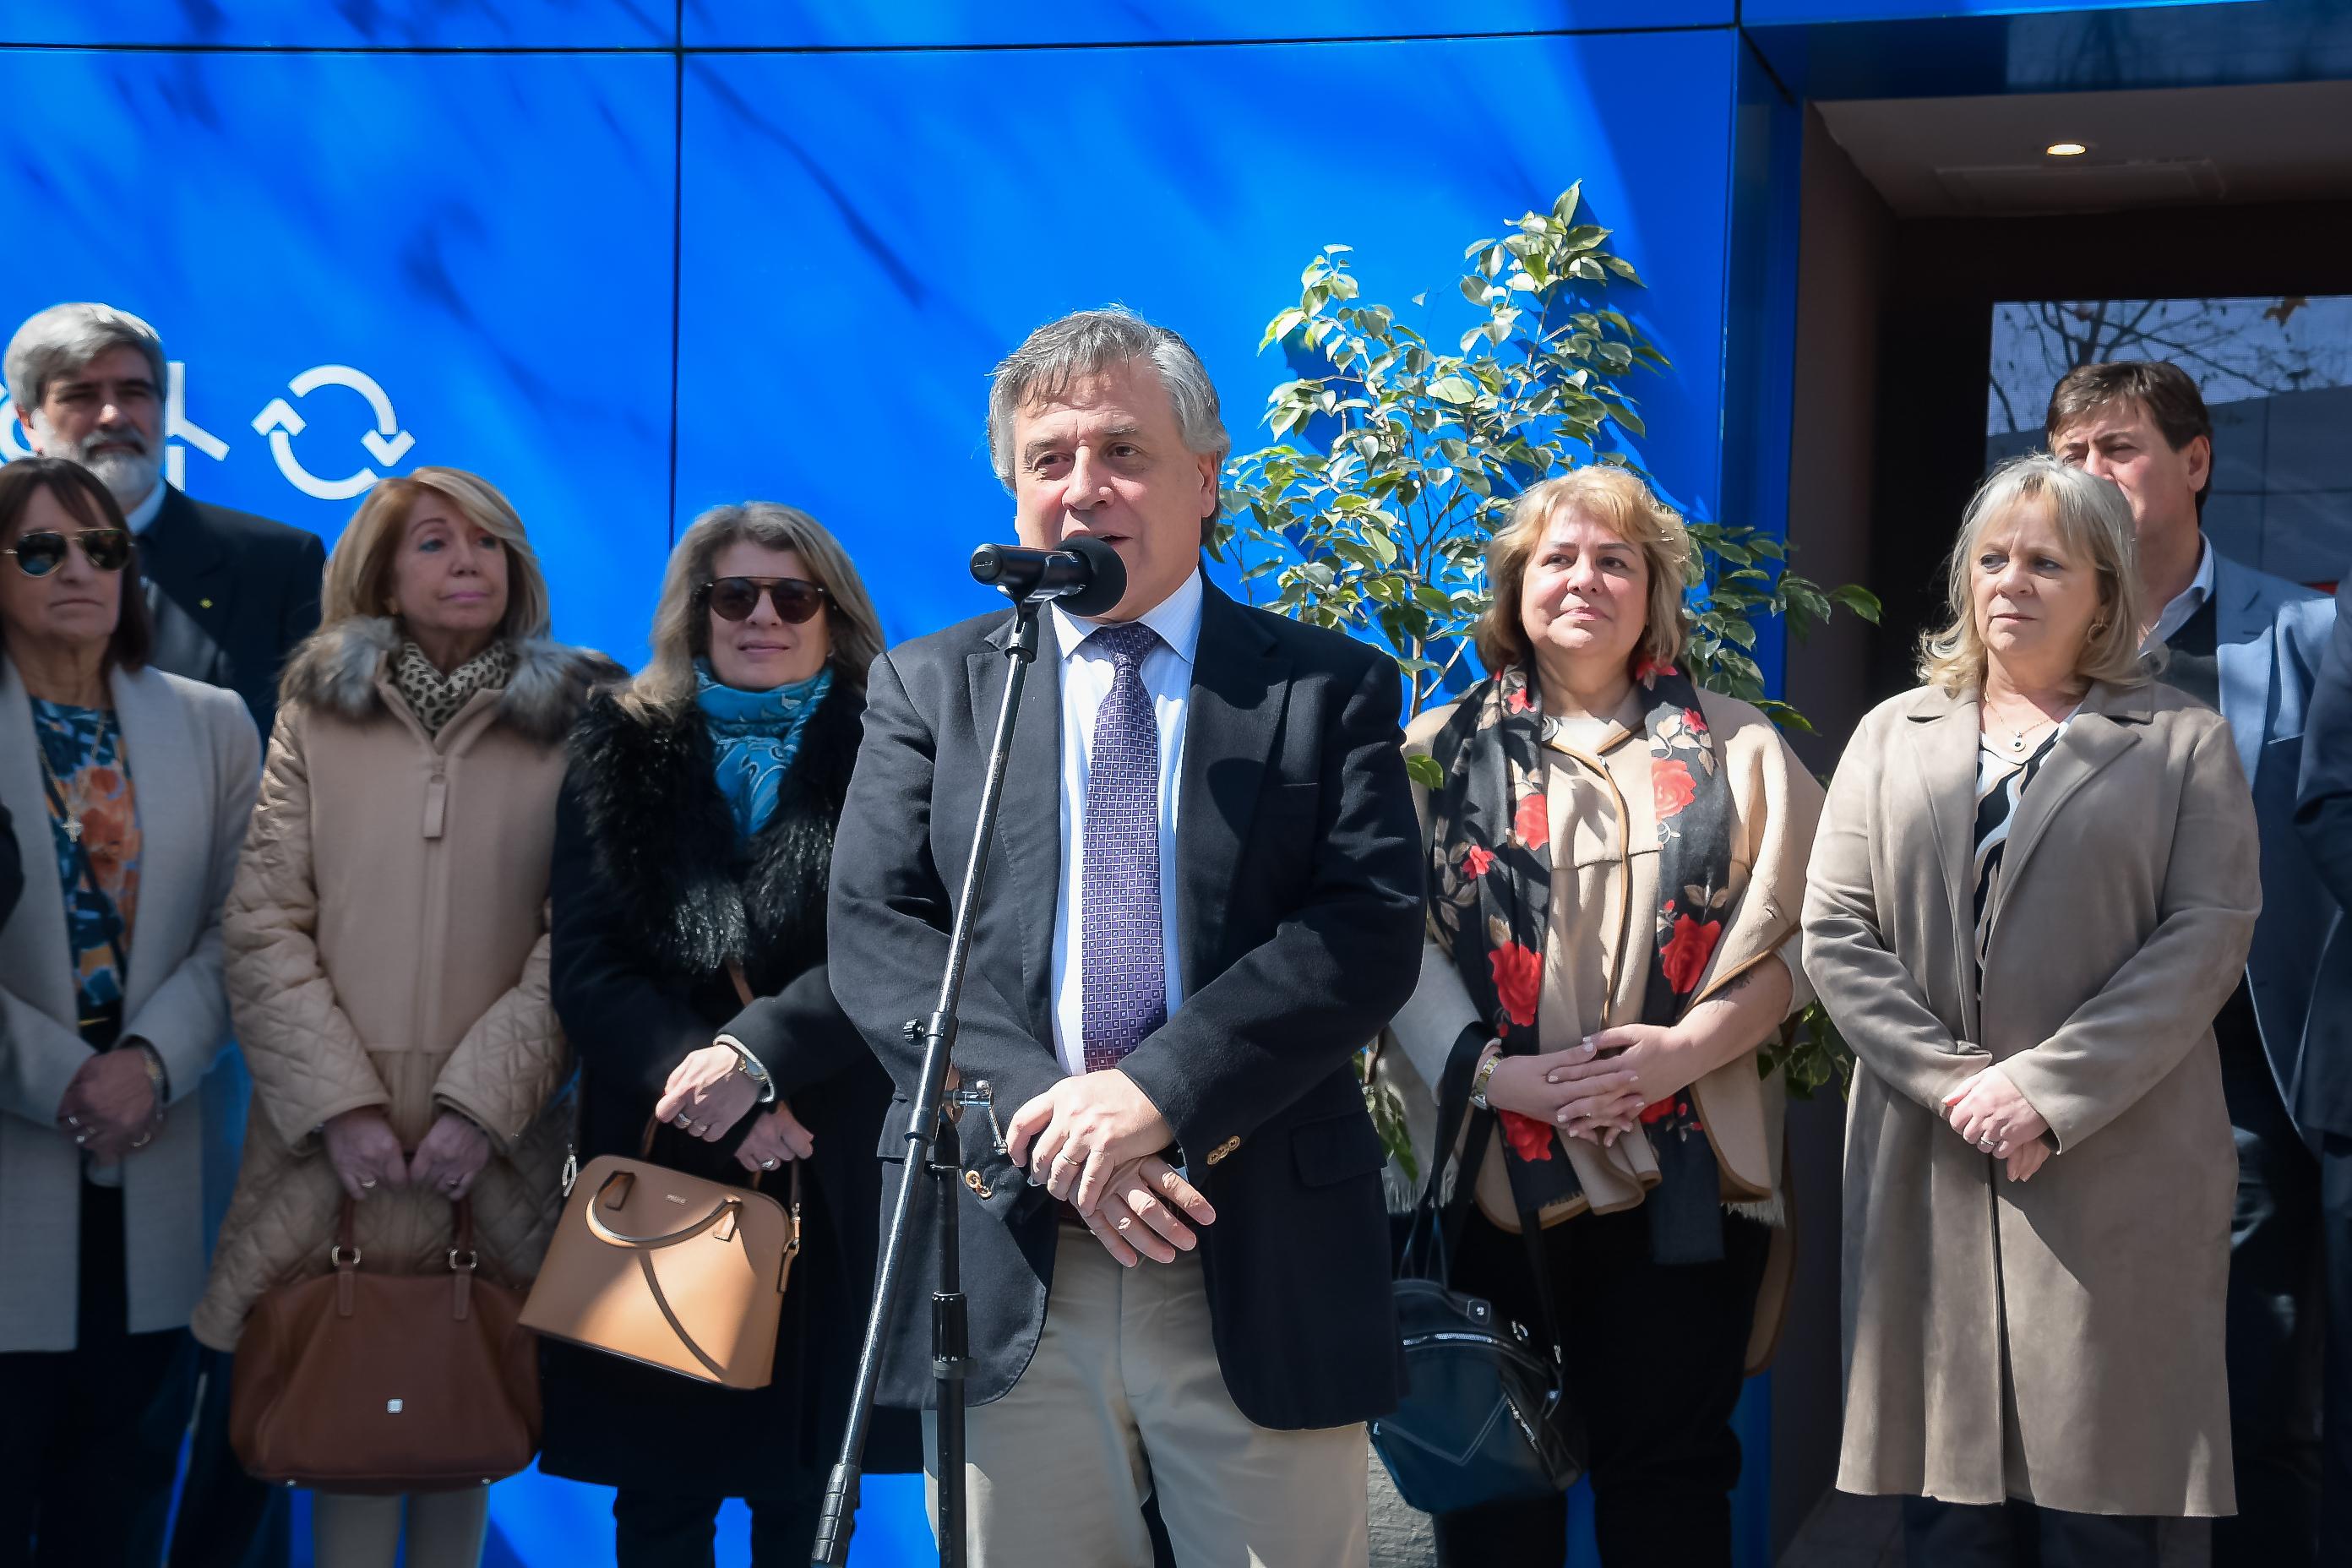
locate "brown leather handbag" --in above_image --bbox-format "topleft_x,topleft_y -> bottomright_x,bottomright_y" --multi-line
520,1119 -> 801,1389
229,1197 -> 542,1494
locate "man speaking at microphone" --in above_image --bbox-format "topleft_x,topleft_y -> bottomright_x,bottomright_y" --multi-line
830,305 -> 1424,1565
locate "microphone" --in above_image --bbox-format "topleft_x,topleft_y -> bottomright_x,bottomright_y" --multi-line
969,536 -> 1127,618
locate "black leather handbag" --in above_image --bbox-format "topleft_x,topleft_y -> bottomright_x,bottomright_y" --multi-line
1370,1032 -> 1586,1515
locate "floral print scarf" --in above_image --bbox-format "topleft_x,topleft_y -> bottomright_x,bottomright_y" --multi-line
1425,659 -> 1737,1263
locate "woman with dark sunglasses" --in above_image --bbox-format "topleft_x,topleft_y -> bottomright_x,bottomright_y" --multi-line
542,500 -> 917,1563
0,457 -> 260,1562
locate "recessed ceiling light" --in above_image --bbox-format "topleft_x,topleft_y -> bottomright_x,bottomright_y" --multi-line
2045,141 -> 2089,157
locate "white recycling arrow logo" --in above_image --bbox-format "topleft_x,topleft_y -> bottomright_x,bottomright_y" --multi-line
253,364 -> 415,501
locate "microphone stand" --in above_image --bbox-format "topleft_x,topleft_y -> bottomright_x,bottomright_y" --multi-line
813,596 -> 1040,1568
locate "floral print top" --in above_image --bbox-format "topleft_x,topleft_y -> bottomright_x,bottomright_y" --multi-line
31,699 -> 140,1018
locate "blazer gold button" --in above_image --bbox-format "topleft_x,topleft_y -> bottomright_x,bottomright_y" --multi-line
1205,1135 -> 1240,1166
963,1169 -> 993,1200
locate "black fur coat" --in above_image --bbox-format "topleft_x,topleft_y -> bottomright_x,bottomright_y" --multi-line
541,680 -> 916,1492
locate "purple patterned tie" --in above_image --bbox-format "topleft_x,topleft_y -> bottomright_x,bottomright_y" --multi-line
1081,623 -> 1166,1073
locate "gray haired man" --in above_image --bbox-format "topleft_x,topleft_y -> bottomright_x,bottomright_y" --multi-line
830,307 -> 1424,1564
8,302 -> 323,1568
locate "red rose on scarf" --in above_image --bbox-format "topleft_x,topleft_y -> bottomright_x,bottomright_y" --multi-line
1658,912 -> 1723,993
1514,792 -> 1549,850
1499,1109 -> 1554,1162
1653,759 -> 1698,820
1489,941 -> 1542,1027
1462,844 -> 1496,879
1506,683 -> 1536,714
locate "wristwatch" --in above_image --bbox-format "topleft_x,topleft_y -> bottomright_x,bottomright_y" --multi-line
1467,1041 -> 1505,1112
718,1034 -> 778,1104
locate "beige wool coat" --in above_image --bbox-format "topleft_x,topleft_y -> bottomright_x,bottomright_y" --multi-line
1802,678 -> 2259,1517
0,661 -> 258,1351
1384,686 -> 1823,1370
192,618 -> 617,1352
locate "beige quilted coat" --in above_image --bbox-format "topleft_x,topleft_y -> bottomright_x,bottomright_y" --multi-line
192,618 -> 617,1351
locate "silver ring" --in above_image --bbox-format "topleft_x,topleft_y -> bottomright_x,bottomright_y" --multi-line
130,1131 -> 152,1149
74,1132 -> 88,1146
674,1113 -> 693,1129
1979,1136 -> 1999,1152
690,1122 -> 710,1137
63,1114 -> 79,1128
444,1176 -> 461,1191
761,1157 -> 779,1171
360,1177 -> 378,1190
1052,1150 -> 1079,1167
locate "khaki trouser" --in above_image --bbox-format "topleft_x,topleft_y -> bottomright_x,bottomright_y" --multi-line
925,1225 -> 1369,1567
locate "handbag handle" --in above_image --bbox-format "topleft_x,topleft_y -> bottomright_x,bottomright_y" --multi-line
585,1174 -> 745,1250
329,1190 -> 475,1268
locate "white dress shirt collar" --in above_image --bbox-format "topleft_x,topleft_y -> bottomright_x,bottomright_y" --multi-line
122,478 -> 167,536
2150,535 -> 2215,647
1049,567 -> 1206,670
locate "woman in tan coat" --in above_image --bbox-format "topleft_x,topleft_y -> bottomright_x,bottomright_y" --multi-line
1802,455 -> 2259,1565
1386,466 -> 1822,1565
193,467 -> 616,1568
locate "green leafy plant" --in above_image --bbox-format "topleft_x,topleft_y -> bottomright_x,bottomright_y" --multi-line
1213,186 -> 1879,1175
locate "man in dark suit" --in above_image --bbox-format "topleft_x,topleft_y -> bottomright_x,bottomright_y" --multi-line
2293,574 -> 2352,1566
2050,360 -> 2336,1566
825,308 -> 1424,1564
8,302 -> 322,1568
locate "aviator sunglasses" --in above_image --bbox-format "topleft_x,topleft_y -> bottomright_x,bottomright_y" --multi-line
700,575 -> 828,624
5,528 -> 133,577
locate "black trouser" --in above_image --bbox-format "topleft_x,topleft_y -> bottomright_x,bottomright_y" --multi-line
164,1348 -> 287,1568
0,1179 -> 199,1568
2215,1032 -> 2322,1567
2319,1135 -> 2352,1565
1431,1206 -> 1771,1567
612,1484 -> 825,1568
1900,1497 -> 2158,1567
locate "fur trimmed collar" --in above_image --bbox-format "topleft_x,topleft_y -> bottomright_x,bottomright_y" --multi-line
279,616 -> 623,744
567,684 -> 863,985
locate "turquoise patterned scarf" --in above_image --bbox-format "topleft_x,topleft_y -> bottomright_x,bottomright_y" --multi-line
694,661 -> 832,839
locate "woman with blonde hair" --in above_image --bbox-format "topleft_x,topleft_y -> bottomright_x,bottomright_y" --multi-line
193,466 -> 618,1567
1804,455 -> 2257,1565
1385,464 -> 1823,1565
539,501 -> 914,1564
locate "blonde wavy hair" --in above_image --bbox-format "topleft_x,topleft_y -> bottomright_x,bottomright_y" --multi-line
1475,466 -> 1694,677
620,502 -> 885,721
321,467 -> 550,640
1919,455 -> 2149,695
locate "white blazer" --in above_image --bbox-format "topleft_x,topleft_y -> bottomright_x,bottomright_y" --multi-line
0,656 -> 257,1350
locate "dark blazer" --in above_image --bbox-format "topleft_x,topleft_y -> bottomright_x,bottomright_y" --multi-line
828,581 -> 1426,1430
2197,553 -> 2335,1137
2295,575 -> 2352,1137
139,485 -> 325,736
543,684 -> 915,1495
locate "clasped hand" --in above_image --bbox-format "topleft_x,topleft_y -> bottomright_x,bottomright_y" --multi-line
1942,1065 -> 2053,1182
321,1107 -> 491,1201
1484,1026 -> 1690,1147
1005,1068 -> 1173,1212
56,1049 -> 161,1159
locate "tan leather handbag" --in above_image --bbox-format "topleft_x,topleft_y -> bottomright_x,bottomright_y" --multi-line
230,1197 -> 541,1494
520,1120 -> 801,1388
